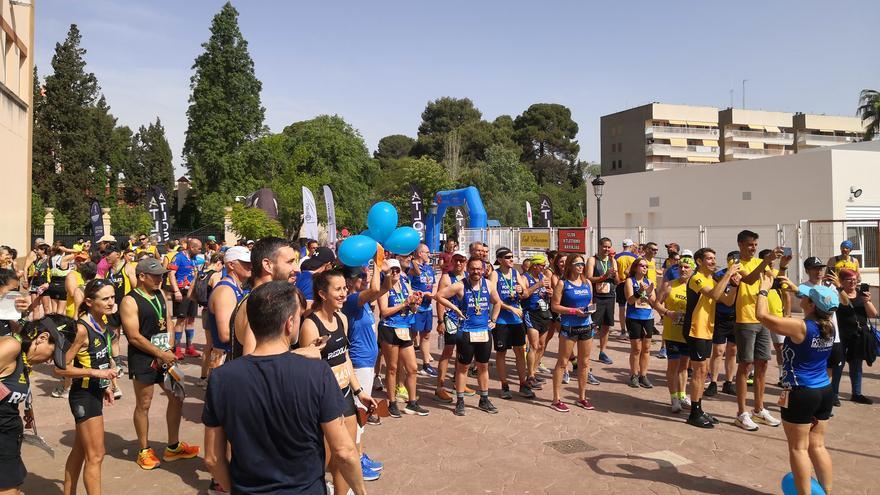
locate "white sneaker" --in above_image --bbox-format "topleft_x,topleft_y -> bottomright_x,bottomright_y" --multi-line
670,397 -> 682,413
680,395 -> 692,409
735,412 -> 759,431
751,408 -> 781,427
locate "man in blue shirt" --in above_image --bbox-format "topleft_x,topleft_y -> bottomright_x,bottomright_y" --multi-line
408,243 -> 439,377
168,237 -> 202,359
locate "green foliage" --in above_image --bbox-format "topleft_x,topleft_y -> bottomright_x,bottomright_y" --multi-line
514,103 -> 580,185
184,1 -> 265,198
125,118 -> 174,203
375,135 -> 416,162
460,145 -> 539,226
230,204 -> 284,240
414,97 -> 482,160
858,89 -> 879,141
374,156 -> 451,214
110,204 -> 154,238
195,192 -> 235,230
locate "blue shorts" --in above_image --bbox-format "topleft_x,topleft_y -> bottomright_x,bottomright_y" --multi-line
413,310 -> 434,333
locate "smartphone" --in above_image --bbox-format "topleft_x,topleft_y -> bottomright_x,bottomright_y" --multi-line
782,247 -> 792,257
859,283 -> 870,294
771,277 -> 784,290
586,303 -> 597,314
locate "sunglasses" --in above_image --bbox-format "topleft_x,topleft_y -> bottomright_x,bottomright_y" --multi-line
503,255 -> 514,260
454,259 -> 466,264
573,262 -> 586,267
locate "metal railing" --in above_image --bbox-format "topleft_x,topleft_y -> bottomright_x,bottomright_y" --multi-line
797,134 -> 859,145
726,147 -> 792,157
646,125 -> 719,137
725,129 -> 794,143
646,143 -> 719,157
646,161 -> 697,171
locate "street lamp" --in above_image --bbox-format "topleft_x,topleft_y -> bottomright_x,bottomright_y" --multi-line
591,175 -> 605,239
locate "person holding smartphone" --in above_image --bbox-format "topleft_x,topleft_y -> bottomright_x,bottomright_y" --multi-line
832,269 -> 876,404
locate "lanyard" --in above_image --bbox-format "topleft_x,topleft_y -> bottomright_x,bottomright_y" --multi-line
135,288 -> 164,322
598,257 -> 609,274
469,282 -> 485,311
499,270 -> 516,297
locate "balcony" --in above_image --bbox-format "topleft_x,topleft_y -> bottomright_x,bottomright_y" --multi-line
726,147 -> 793,159
646,143 -> 719,158
725,129 -> 794,145
646,125 -> 719,140
797,133 -> 860,147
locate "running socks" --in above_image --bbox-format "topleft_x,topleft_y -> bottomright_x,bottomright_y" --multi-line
479,390 -> 489,398
174,331 -> 183,347
167,442 -> 180,450
185,328 -> 195,345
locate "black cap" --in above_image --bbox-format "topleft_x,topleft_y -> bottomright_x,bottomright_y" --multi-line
22,316 -> 76,370
494,247 -> 513,265
804,257 -> 826,269
301,246 -> 336,271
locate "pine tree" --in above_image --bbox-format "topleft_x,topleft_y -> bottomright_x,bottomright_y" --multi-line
183,2 -> 265,198
125,118 -> 174,204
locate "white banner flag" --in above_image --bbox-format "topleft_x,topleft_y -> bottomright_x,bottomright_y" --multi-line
322,185 -> 337,248
302,186 -> 319,241
526,201 -> 534,228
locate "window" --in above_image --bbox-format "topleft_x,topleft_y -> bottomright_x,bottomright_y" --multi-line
649,197 -> 660,207
742,191 -> 752,200
611,143 -> 616,152
618,142 -> 623,152
846,226 -> 878,268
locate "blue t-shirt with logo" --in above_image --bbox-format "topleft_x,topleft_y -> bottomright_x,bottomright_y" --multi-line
781,319 -> 832,389
170,252 -> 196,289
408,263 -> 436,313
342,292 -> 378,369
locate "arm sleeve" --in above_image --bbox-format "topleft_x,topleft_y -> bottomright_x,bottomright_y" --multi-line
317,365 -> 346,424
201,372 -> 222,427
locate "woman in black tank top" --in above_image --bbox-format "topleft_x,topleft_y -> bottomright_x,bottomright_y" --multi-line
300,270 -> 378,495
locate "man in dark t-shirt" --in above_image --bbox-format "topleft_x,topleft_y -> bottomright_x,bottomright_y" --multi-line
203,281 -> 365,495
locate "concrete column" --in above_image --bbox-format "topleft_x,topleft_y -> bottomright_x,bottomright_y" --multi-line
44,208 -> 55,245
102,208 -> 112,236
224,206 -> 238,246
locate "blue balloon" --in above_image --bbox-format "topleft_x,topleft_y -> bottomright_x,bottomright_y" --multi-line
384,227 -> 421,255
366,202 -> 398,243
360,229 -> 373,238
338,235 -> 378,267
781,472 -> 826,495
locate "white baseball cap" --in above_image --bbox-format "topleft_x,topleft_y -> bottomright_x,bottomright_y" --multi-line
386,259 -> 401,270
622,238 -> 635,247
224,246 -> 251,263
681,249 -> 694,257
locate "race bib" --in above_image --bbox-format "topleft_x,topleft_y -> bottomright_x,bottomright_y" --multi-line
98,363 -> 111,389
443,314 -> 459,335
470,330 -> 489,343
778,389 -> 790,409
394,327 -> 412,341
537,299 -> 550,312
597,282 -> 611,294
331,363 -> 351,385
150,333 -> 171,351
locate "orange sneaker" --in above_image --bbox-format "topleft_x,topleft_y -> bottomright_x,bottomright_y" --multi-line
163,441 -> 200,462
463,386 -> 476,397
136,448 -> 161,470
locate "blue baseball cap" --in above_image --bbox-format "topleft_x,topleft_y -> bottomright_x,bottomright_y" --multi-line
796,284 -> 839,313
841,240 -> 854,249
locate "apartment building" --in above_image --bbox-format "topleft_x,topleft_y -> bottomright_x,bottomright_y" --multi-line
601,102 -> 866,176
0,0 -> 35,252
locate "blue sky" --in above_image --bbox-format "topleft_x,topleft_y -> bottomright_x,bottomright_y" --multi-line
35,1 -> 878,176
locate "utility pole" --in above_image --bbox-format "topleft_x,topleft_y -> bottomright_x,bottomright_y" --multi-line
742,79 -> 748,109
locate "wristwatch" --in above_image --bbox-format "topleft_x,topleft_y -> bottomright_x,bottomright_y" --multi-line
758,290 -> 769,297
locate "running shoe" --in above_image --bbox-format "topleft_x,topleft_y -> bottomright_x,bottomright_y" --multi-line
538,362 -> 551,374
746,373 -> 754,386
454,399 -> 466,416
852,394 -> 874,405
598,352 -> 613,365
500,385 -> 513,400
721,381 -> 736,395
136,448 -> 161,470
735,412 -> 759,431
468,366 -> 478,378
587,372 -> 600,385
388,402 -> 401,418
163,441 -> 200,462
704,381 -> 718,397
670,397 -> 682,414
433,389 -> 453,403
373,375 -> 384,391
705,412 -> 720,425
628,375 -> 639,388
833,396 -> 841,407
113,387 -> 123,400
534,374 -> 547,383
680,396 -> 692,409
519,384 -> 536,399
208,478 -> 228,494
657,347 -> 667,359
174,347 -> 185,360
686,412 -> 714,429
562,371 -> 571,384
185,345 -> 201,358
422,364 -> 439,377
366,414 -> 381,425
751,408 -> 781,427
51,385 -> 69,399
478,396 -> 498,414
362,453 -> 383,472
361,461 -> 381,481
570,358 -> 578,371
526,377 -> 543,390
550,400 -> 570,413
463,386 -> 476,397
404,402 -> 429,416
575,398 -> 595,410
638,375 -> 653,389
395,385 -> 409,402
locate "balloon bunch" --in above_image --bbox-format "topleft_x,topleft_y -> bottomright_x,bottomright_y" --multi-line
337,202 -> 422,267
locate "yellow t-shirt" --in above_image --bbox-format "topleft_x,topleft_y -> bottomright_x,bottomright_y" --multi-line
646,258 -> 657,285
662,279 -> 688,343
136,245 -> 159,258
65,270 -> 85,318
735,256 -> 765,324
833,255 -> 859,273
688,271 -> 717,340
615,253 -> 636,283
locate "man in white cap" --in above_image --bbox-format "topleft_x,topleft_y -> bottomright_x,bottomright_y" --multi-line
206,247 -> 252,369
614,239 -> 637,338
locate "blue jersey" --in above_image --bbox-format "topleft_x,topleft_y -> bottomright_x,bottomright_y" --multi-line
295,271 -> 314,301
444,273 -> 464,324
170,252 -> 196,289
381,282 -> 413,329
460,278 -> 491,332
522,272 -> 548,312
409,263 -> 436,313
626,276 -> 654,320
343,292 -> 378,369
560,279 -> 592,328
781,319 -> 833,389
495,269 -> 522,324
713,269 -> 735,317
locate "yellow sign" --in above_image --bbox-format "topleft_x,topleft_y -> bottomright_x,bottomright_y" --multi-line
520,231 -> 551,250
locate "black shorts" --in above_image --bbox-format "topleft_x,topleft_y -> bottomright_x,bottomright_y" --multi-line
172,288 -> 198,319
493,323 -> 526,351
377,325 -> 414,348
665,340 -> 690,360
456,331 -> 492,365
827,342 -> 844,369
626,318 -> 655,340
130,365 -> 166,385
712,315 -> 736,345
0,419 -> 26,489
593,298 -> 615,327
340,386 -> 358,419
615,283 -> 627,306
523,310 -> 551,334
559,325 -> 594,341
687,335 -> 713,362
781,385 -> 834,424
45,280 -> 67,300
69,387 -> 104,423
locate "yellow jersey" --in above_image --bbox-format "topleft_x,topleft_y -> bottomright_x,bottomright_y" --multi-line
832,255 -> 859,273
615,252 -> 636,283
136,245 -> 159,258
688,271 -> 717,340
735,256 -> 765,324
65,270 -> 85,318
646,258 -> 657,285
662,279 -> 688,343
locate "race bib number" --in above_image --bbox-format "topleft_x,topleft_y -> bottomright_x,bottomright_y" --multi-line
443,314 -> 458,335
777,389 -> 790,408
538,299 -> 550,312
470,330 -> 489,343
394,327 -> 412,341
98,363 -> 111,389
331,363 -> 351,385
597,282 -> 611,294
635,297 -> 651,309
150,333 -> 171,351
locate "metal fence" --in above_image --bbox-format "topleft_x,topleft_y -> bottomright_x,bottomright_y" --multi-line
31,226 -> 224,253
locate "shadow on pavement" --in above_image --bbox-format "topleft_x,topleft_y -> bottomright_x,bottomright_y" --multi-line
21,472 -> 63,494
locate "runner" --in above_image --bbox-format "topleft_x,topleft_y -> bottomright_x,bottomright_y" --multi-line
24,239 -> 51,319
624,257 -> 657,389
300,270 -> 380,490
826,240 -> 859,275
408,244 -> 438,377
522,254 -> 552,391
377,259 -> 427,418
706,251 -> 741,398
548,252 -> 568,382
683,248 -> 738,428
433,253 -> 475,402
120,258 -> 199,470
615,239 -> 637,339
205,247 -> 251,372
297,247 -> 336,304
756,273 -> 836,495
586,237 -> 617,366
54,257 -> 96,399
47,242 -> 75,315
196,254 -> 224,387
549,254 -> 596,412
167,238 -> 202,360
57,279 -> 118,495
733,231 -> 784,431
434,257 -> 501,416
102,242 -> 131,400
490,247 -> 533,399
654,257 -> 694,412
0,316 -> 70,494
134,234 -> 158,259
438,239 -> 458,274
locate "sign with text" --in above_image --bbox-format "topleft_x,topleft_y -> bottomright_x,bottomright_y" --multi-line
147,186 -> 170,243
557,228 -> 587,254
409,184 -> 425,241
520,230 -> 551,250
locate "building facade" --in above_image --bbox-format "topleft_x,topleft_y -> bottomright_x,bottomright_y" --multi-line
0,0 -> 34,253
601,102 -> 866,176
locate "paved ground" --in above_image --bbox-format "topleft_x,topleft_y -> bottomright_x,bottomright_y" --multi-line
20,322 -> 880,495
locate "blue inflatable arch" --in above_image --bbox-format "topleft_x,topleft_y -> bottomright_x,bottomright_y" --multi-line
426,186 -> 488,252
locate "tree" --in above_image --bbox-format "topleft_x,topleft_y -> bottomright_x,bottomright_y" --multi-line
413,97 -> 482,160
230,204 -> 284,240
459,145 -> 539,226
857,89 -> 880,141
514,103 -> 580,185
183,2 -> 265,198
126,118 -> 174,203
374,156 -> 451,215
110,204 -> 154,238
375,134 -> 416,162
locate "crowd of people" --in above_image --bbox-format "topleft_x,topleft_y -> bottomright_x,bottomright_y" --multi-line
0,228 -> 876,494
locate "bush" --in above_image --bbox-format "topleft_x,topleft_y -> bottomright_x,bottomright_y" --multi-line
230,204 -> 284,240
111,204 -> 154,239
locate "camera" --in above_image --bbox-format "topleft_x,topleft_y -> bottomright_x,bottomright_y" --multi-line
859,283 -> 870,294
771,277 -> 784,290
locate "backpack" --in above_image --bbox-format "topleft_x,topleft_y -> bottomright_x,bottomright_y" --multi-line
193,269 -> 216,307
